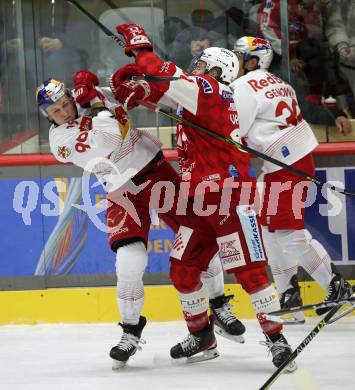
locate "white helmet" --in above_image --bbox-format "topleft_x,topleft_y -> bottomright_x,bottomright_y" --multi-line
195,47 -> 239,85
233,36 -> 273,70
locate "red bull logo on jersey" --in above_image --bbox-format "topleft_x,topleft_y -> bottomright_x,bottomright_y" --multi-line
247,72 -> 286,93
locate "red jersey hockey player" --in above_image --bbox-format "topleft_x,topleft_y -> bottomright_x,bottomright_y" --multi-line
112,23 -> 296,371
230,36 -> 353,323
36,75 -> 245,369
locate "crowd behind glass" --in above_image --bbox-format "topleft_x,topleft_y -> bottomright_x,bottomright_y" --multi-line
0,0 -> 354,153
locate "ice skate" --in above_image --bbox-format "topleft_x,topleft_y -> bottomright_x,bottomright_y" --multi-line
280,275 -> 305,325
316,264 -> 354,316
209,294 -> 246,343
110,316 -> 147,369
260,332 -> 297,372
170,321 -> 219,363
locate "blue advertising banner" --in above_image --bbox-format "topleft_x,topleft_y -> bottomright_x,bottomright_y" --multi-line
0,176 -> 174,276
305,168 -> 355,263
0,167 -> 354,277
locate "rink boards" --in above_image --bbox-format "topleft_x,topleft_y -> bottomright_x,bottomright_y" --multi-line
0,165 -> 354,323
1,281 -> 353,325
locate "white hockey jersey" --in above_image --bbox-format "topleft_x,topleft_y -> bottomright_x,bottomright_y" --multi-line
49,87 -> 162,189
230,69 -> 318,173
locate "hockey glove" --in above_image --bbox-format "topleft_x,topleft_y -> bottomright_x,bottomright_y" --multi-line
113,79 -> 151,110
109,63 -> 143,93
116,23 -> 153,57
73,70 -> 105,107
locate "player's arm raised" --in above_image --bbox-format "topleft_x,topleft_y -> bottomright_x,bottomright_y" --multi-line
115,23 -> 200,115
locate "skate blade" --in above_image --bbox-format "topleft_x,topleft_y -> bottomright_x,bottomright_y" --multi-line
215,326 -> 245,343
281,312 -> 305,325
285,360 -> 297,373
112,359 -> 127,370
175,347 -> 220,364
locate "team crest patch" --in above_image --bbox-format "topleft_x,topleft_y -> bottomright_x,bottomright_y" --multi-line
221,90 -> 234,102
57,146 -> 71,159
195,76 -> 213,94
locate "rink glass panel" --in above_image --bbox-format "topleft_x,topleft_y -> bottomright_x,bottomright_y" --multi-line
1,0 -> 354,154
0,0 -> 355,290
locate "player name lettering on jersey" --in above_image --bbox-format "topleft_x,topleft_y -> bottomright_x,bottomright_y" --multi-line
265,86 -> 295,100
247,72 -> 285,92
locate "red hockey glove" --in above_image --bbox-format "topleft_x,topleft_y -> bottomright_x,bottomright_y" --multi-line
116,24 -> 152,57
113,79 -> 151,110
73,70 -> 105,107
109,63 -> 143,94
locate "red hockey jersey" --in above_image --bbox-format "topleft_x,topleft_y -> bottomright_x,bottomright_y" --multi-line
136,51 -> 254,196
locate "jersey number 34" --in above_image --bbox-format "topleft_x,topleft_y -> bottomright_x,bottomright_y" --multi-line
276,98 -> 303,130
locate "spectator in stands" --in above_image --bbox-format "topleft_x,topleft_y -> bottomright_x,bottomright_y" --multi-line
36,0 -> 87,86
0,1 -> 88,145
258,0 -> 308,76
170,9 -> 224,70
258,0 -> 354,124
325,0 -> 355,104
160,16 -> 189,53
191,8 -> 215,28
0,9 -> 5,139
291,69 -> 352,135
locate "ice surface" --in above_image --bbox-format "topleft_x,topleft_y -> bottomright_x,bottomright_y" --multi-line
0,318 -> 354,390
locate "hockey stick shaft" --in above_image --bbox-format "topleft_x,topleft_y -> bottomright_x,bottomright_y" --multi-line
259,304 -> 340,390
66,0 -> 179,84
327,304 -> 355,324
268,296 -> 355,316
140,100 -> 355,196
67,0 -> 124,46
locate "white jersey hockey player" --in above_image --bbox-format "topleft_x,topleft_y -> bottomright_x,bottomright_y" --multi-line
230,36 -> 353,322
36,74 -> 245,368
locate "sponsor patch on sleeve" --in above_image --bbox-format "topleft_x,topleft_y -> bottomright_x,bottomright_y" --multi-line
221,90 -> 234,102
195,76 -> 213,94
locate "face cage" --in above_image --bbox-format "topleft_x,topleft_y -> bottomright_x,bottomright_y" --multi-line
188,52 -> 205,74
188,56 -> 227,84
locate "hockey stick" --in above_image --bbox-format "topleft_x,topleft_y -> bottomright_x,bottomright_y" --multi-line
267,296 -> 355,316
327,303 -> 355,324
259,304 -> 342,390
67,0 -> 179,83
67,0 -> 123,45
265,303 -> 355,325
140,100 -> 355,196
